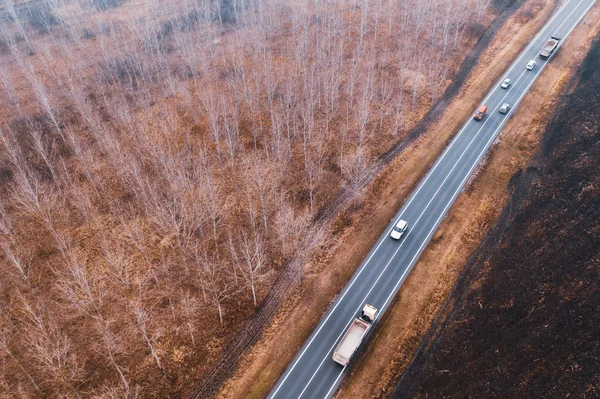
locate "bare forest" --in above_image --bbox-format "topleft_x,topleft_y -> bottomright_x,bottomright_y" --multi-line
0,0 -> 491,396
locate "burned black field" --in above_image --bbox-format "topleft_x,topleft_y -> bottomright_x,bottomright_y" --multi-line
393,35 -> 600,399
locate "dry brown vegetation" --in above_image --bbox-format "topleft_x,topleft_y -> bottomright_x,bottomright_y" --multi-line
0,0 -> 495,397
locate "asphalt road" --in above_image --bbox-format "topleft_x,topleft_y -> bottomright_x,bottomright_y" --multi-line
268,0 -> 598,398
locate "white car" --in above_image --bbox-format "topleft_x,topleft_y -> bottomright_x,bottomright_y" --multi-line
500,78 -> 511,89
526,60 -> 536,70
499,103 -> 511,114
390,220 -> 408,240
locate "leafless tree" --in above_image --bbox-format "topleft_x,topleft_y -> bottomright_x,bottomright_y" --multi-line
2,0 -> 34,51
64,127 -> 103,197
202,168 -> 224,252
475,0 -> 492,23
179,292 -> 200,345
273,200 -> 311,260
121,219 -> 160,285
199,251 -> 239,325
15,59 -> 65,141
95,318 -> 131,394
0,200 -> 32,280
302,128 -> 327,213
0,306 -> 42,396
20,298 -> 84,398
0,68 -> 20,107
238,230 -> 268,307
8,155 -> 70,258
1,243 -> 33,281
130,298 -> 163,371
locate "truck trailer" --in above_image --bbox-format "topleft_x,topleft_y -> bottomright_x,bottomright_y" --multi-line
332,304 -> 378,366
540,35 -> 561,59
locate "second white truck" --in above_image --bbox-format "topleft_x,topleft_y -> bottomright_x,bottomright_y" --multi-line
332,304 -> 378,366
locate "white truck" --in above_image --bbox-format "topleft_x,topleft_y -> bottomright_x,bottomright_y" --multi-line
539,35 -> 561,59
332,304 -> 378,366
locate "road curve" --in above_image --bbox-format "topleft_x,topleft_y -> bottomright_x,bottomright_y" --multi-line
268,0 -> 598,398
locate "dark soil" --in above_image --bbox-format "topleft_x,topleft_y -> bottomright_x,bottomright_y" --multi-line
392,34 -> 600,399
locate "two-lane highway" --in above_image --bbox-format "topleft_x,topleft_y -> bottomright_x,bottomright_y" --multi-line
269,0 -> 598,397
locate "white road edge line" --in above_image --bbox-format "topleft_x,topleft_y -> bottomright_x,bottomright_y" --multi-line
268,0 -> 585,396
323,365 -> 346,399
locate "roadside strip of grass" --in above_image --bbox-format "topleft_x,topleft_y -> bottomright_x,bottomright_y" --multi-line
339,2 -> 600,398
214,0 -> 586,397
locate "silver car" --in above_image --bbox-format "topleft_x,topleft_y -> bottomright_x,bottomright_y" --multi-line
500,78 -> 511,89
526,60 -> 536,70
499,103 -> 511,114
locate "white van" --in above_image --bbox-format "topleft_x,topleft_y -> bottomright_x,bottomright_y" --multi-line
390,220 -> 408,240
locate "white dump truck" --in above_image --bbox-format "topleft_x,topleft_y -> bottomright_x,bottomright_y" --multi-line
332,304 -> 378,366
540,35 -> 561,59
